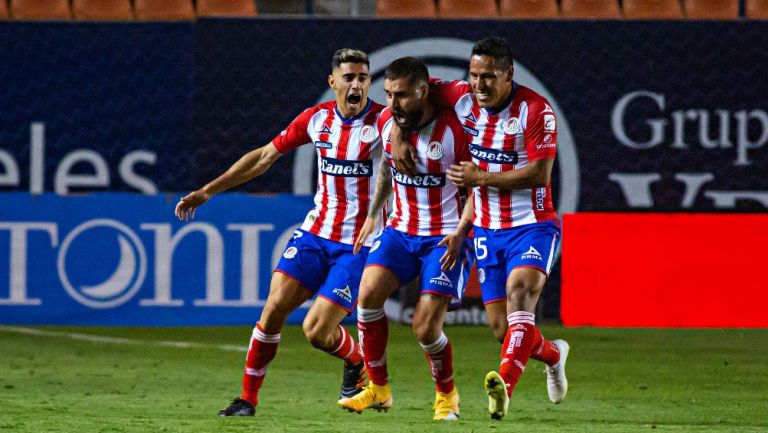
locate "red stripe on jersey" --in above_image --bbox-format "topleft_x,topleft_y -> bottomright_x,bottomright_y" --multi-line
498,115 -> 517,229
404,131 -> 420,234
478,115 -> 498,228
329,124 -> 352,242
310,110 -> 336,235
352,115 -> 378,240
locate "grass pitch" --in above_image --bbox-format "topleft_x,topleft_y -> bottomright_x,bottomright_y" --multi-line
1,325 -> 767,432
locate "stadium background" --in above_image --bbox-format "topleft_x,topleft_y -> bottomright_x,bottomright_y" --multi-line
1,3 -> 767,327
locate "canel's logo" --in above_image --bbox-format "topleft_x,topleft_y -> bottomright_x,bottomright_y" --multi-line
301,37 -> 579,226
58,219 -> 147,309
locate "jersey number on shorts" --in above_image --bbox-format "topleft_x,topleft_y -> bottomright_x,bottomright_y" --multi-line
474,237 -> 488,260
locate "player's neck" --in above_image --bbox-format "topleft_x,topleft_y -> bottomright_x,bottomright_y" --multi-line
412,104 -> 435,131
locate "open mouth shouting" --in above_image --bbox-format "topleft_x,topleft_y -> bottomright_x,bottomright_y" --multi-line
347,92 -> 363,110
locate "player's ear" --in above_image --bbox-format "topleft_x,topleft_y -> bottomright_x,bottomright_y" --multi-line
419,82 -> 429,101
506,65 -> 514,82
328,73 -> 336,89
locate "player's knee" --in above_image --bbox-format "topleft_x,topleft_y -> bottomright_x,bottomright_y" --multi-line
412,319 -> 440,344
302,320 -> 334,349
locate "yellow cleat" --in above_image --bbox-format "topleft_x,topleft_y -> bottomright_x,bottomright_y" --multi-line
432,388 -> 460,421
484,371 -> 509,420
338,382 -> 393,413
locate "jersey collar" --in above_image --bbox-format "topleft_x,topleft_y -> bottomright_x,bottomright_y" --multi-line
335,99 -> 372,124
484,82 -> 518,116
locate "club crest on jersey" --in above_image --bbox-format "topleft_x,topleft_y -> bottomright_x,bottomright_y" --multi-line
502,117 -> 521,135
470,144 -> 518,165
283,246 -> 298,259
426,141 -> 444,160
359,125 -> 377,143
544,115 -> 556,132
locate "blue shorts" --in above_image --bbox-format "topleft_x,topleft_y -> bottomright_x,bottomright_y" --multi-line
366,226 -> 473,306
473,221 -> 560,305
275,229 -> 368,312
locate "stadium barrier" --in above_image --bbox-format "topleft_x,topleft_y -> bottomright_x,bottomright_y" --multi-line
1,19 -> 766,325
561,213 -> 768,328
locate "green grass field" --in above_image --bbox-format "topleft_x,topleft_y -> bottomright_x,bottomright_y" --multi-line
1,325 -> 767,432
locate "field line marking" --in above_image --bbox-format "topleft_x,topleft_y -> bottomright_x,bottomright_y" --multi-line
0,325 -> 247,352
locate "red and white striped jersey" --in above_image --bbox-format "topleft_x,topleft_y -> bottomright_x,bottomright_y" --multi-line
432,79 -> 559,229
272,99 -> 385,246
378,107 -> 471,236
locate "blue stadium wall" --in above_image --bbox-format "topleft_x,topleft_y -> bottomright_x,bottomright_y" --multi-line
1,19 -> 766,325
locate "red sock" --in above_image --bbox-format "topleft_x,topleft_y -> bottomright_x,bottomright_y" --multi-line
357,308 -> 389,386
499,311 -> 537,397
529,327 -> 561,367
326,324 -> 363,366
240,323 -> 280,406
420,333 -> 455,394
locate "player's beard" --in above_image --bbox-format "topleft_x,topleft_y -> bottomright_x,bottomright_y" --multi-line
392,107 -> 423,131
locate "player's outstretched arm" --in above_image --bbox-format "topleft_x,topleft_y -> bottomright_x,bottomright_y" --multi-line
353,157 -> 393,254
438,192 -> 474,271
388,123 -> 419,178
447,158 -> 553,190
175,143 -> 282,221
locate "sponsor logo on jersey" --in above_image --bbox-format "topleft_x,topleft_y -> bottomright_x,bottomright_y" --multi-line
541,103 -> 554,114
469,144 -> 518,164
429,271 -> 454,288
543,134 -> 552,143
426,141 -> 444,160
314,140 -> 333,149
536,187 -> 546,210
391,169 -> 446,188
332,285 -> 353,303
463,112 -> 477,123
462,124 -> 479,137
521,246 -> 542,260
359,125 -> 377,143
292,230 -> 303,239
544,114 -> 556,132
283,246 -> 298,259
320,157 -> 373,177
502,117 -> 521,135
319,124 -> 332,134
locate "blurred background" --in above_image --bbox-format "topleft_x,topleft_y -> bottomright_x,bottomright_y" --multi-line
1,0 -> 766,327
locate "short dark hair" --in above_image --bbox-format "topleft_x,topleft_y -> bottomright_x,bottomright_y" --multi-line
332,48 -> 369,69
472,37 -> 514,69
384,57 -> 429,86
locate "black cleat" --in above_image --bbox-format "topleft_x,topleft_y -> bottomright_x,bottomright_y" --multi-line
340,362 -> 368,399
218,398 -> 255,416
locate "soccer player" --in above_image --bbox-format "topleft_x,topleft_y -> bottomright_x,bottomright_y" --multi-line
389,37 -> 570,420
337,57 -> 473,421
175,48 -> 385,416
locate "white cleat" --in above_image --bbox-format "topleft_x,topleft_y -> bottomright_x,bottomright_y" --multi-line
484,371 -> 509,420
545,339 -> 570,403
